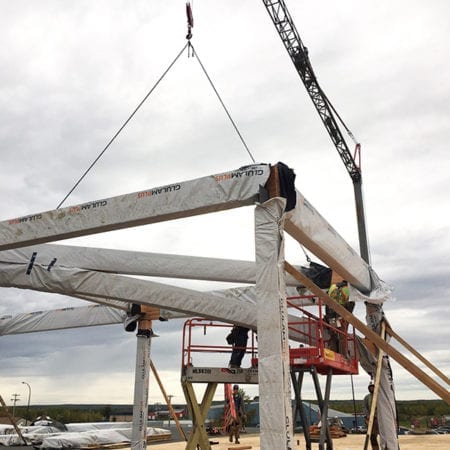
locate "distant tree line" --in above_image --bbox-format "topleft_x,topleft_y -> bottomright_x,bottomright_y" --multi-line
11,399 -> 449,429
13,405 -> 111,424
327,399 -> 450,428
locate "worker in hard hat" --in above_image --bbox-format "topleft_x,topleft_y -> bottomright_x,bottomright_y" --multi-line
363,383 -> 379,450
325,280 -> 354,353
326,280 -> 353,320
228,384 -> 246,444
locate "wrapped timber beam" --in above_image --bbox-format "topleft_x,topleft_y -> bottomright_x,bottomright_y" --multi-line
255,197 -> 294,450
284,190 -> 371,292
0,164 -> 270,251
264,163 -> 371,292
0,262 -> 257,327
0,243 -> 303,287
0,270 -> 316,345
0,304 -> 126,336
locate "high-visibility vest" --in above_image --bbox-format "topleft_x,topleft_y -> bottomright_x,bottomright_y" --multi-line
328,284 -> 349,305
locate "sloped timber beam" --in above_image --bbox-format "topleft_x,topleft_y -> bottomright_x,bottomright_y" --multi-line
284,190 -> 371,292
285,262 -> 450,403
0,304 -> 126,336
0,262 -> 257,327
0,164 -> 270,251
265,163 -> 371,292
0,263 -> 316,342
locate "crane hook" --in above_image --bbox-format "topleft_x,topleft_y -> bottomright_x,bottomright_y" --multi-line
186,2 -> 194,40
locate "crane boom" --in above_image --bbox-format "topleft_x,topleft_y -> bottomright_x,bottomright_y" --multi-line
262,0 -> 370,263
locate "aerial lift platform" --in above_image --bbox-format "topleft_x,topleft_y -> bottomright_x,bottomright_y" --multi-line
180,293 -> 358,450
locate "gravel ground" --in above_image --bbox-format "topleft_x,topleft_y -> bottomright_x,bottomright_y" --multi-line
148,432 -> 450,449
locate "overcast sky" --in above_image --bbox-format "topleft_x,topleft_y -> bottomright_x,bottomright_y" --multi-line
1,0 -> 449,410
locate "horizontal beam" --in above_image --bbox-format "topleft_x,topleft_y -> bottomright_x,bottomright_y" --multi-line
0,164 -> 270,251
0,243 -> 301,286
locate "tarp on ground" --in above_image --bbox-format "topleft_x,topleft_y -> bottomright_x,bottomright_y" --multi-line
0,426 -> 63,446
0,425 -> 170,448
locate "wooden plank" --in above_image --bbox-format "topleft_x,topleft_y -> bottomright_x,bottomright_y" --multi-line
284,262 -> 450,403
364,322 -> 385,450
386,326 -> 450,385
0,395 -> 28,445
266,164 -> 280,199
150,359 -> 187,441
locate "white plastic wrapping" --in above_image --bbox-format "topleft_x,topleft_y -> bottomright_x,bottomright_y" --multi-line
349,268 -> 394,304
39,427 -> 170,448
0,243 -> 302,286
285,190 -> 371,292
0,304 -> 125,335
255,198 -> 294,450
0,426 -> 62,446
0,165 -> 270,251
131,335 -> 151,450
0,262 -> 258,327
0,423 -> 169,447
0,272 -> 316,346
365,303 -> 399,449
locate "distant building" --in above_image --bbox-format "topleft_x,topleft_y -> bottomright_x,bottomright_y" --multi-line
149,409 -> 186,420
207,400 -> 364,429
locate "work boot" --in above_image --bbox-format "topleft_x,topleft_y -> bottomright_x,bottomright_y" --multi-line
235,439 -> 240,444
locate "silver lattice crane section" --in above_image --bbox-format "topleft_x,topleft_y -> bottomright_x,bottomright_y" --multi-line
262,0 -> 370,264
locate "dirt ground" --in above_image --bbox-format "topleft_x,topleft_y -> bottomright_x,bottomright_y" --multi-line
149,432 -> 450,449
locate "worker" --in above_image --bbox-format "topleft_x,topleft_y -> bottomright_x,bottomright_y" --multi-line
227,325 -> 249,368
326,280 -> 354,320
363,383 -> 379,450
325,280 -> 354,353
228,384 -> 246,444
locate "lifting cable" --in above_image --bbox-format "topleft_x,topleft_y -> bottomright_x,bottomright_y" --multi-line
185,2 -> 255,163
187,42 -> 256,164
300,244 -> 311,263
320,88 -> 362,169
57,2 -> 255,208
56,42 -> 189,209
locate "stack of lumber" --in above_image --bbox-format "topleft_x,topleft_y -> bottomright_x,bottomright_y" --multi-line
308,425 -> 347,439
